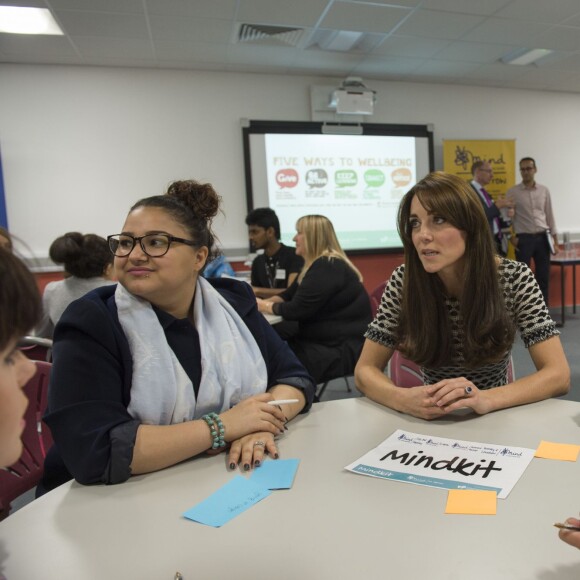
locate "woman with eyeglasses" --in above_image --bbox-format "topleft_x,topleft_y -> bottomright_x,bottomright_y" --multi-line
39,180 -> 314,493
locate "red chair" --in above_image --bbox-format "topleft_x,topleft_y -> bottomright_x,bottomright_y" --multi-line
369,282 -> 387,316
389,351 -> 515,388
389,350 -> 423,387
19,336 -> 53,362
0,361 -> 52,520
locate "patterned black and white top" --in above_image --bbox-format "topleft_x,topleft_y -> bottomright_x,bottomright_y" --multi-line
365,258 -> 559,390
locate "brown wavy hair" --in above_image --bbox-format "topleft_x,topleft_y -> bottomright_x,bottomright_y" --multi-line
0,249 -> 41,350
49,232 -> 113,278
130,179 -> 222,265
396,171 -> 514,368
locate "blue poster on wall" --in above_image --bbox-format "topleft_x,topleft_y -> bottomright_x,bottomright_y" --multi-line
0,145 -> 7,228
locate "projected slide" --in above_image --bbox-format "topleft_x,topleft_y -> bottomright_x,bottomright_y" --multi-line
265,134 -> 416,250
243,121 -> 434,252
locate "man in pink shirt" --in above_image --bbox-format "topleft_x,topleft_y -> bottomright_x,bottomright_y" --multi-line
507,157 -> 558,303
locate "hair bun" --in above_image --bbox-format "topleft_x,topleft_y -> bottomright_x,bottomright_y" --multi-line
166,180 -> 221,221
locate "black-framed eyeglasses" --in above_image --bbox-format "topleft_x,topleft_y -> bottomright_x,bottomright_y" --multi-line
107,233 -> 196,258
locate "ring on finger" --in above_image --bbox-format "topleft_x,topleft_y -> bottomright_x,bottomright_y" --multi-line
464,386 -> 473,395
253,441 -> 265,447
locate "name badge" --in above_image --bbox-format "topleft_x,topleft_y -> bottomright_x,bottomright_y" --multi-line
275,269 -> 286,280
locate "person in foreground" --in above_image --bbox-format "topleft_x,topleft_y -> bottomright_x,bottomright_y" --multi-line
355,171 -> 569,420
0,249 -> 41,468
39,180 -> 314,493
558,517 -> 580,549
257,215 -> 371,384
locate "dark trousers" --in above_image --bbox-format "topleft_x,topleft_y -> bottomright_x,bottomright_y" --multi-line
516,233 -> 551,304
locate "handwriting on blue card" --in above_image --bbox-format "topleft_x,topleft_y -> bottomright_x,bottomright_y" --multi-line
250,458 -> 299,490
183,476 -> 271,527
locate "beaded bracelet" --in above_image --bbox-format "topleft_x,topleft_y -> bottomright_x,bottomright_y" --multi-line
202,412 -> 226,449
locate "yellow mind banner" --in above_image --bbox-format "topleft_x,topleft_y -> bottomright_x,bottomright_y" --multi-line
442,140 -> 516,199
443,139 -> 516,258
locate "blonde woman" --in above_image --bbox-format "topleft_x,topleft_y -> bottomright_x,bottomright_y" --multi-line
258,215 -> 372,384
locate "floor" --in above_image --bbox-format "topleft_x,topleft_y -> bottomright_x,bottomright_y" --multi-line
9,306 -> 580,516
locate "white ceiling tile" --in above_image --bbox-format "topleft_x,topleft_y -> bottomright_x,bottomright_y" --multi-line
353,55 -> 425,76
373,35 -> 450,58
532,26 -> 580,52
80,57 -> 156,68
463,62 -> 530,82
0,33 -> 78,57
420,0 -> 512,16
146,0 -> 237,19
56,11 -> 149,38
412,58 -> 482,76
226,43 -> 300,67
0,0 -> 46,7
149,16 -> 232,43
321,3 -> 411,34
564,14 -> 580,27
495,0 -> 580,23
347,0 -> 421,6
539,53 -> 580,73
237,0 -> 329,27
395,9 -> 485,40
464,17 -> 551,44
434,40 -> 518,63
154,40 -> 229,63
73,36 -> 155,59
49,0 -> 144,13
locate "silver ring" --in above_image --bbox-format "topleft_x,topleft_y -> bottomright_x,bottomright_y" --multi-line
464,386 -> 473,395
253,441 -> 265,447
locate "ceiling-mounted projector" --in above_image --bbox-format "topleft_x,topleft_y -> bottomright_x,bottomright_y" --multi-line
329,77 -> 376,115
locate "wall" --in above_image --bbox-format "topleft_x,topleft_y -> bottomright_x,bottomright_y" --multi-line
2,63 -> 580,262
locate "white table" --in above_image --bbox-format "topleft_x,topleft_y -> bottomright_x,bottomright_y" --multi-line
263,312 -> 282,325
1,397 -> 580,580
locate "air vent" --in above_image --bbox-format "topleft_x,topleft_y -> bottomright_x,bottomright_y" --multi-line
237,23 -> 304,47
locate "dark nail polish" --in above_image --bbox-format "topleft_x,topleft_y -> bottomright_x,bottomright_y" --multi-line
254,460 -> 261,467
274,453 -> 279,459
244,463 -> 250,471
229,463 -> 236,470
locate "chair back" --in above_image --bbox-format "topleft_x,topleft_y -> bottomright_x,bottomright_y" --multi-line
389,352 -> 516,389
388,350 -> 423,387
0,361 -> 52,520
19,336 -> 53,362
369,282 -> 387,316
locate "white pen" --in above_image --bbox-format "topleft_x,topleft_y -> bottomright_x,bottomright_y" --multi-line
268,399 -> 299,405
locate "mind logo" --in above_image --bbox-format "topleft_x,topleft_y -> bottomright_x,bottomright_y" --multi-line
276,169 -> 299,188
391,167 -> 412,188
306,169 -> 328,188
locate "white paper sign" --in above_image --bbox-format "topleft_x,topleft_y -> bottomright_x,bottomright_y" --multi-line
345,430 -> 535,499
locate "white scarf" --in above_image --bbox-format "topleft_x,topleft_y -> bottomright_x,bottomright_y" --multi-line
115,277 -> 267,424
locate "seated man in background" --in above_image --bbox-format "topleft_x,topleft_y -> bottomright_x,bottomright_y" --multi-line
246,208 -> 303,298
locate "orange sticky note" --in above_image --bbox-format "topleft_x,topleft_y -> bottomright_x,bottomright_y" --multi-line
445,489 -> 497,515
535,441 -> 580,461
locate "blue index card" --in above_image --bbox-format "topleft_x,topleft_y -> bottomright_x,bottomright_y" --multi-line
250,458 -> 300,490
183,476 -> 271,527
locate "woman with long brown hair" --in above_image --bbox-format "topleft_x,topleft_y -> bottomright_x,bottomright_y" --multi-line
355,171 -> 569,419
